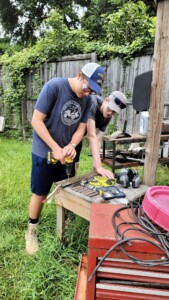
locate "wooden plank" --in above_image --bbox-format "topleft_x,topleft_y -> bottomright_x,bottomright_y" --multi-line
103,133 -> 147,143
144,0 -> 169,185
56,204 -> 65,239
102,158 -> 144,169
56,190 -> 91,221
103,157 -> 169,171
56,53 -> 92,62
54,170 -> 97,187
103,134 -> 169,143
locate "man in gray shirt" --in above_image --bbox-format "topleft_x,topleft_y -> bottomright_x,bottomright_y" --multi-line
75,91 -> 127,178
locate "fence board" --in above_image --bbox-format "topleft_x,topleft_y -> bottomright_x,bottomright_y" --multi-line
0,53 -> 169,134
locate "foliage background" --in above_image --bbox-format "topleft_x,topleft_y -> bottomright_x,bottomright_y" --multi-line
0,0 -> 156,138
0,2 -> 168,299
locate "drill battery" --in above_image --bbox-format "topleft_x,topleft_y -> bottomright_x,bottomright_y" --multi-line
96,186 -> 126,200
47,151 -> 58,164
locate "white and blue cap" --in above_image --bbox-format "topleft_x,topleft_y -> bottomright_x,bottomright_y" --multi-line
108,91 -> 127,114
81,62 -> 106,94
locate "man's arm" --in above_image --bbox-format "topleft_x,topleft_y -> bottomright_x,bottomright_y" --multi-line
87,119 -> 114,178
31,109 -> 76,163
63,122 -> 86,158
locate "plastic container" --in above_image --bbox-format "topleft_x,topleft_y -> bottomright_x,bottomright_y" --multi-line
158,145 -> 163,158
0,116 -> 5,132
142,186 -> 169,231
139,111 -> 149,135
163,141 -> 169,158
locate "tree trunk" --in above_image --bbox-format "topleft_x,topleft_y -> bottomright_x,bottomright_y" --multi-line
144,0 -> 169,185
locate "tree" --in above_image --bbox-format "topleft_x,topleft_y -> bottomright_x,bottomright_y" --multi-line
81,0 -> 156,60
81,0 -> 123,40
104,1 -> 154,45
0,0 -> 156,46
0,0 -> 85,45
0,0 -> 18,35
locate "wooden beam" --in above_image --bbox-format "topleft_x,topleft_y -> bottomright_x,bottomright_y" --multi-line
144,0 -> 169,185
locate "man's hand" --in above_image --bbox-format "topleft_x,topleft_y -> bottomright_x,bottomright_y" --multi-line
52,147 -> 65,164
95,166 -> 115,179
63,143 -> 76,160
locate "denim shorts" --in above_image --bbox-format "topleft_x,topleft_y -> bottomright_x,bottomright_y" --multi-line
31,153 -> 75,196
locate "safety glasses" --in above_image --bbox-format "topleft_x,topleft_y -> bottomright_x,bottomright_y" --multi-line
114,97 -> 126,109
82,76 -> 98,95
82,77 -> 93,94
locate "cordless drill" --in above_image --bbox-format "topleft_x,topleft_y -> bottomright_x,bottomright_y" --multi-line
47,151 -> 73,178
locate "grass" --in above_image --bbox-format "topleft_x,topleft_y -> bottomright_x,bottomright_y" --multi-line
0,136 -> 169,299
0,137 -> 92,300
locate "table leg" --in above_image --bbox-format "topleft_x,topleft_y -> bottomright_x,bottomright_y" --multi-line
112,141 -> 116,173
56,202 -> 66,239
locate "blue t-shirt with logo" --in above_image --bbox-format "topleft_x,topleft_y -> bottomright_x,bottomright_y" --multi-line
32,77 -> 92,158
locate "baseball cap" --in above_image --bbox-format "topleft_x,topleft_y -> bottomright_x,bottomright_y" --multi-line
81,63 -> 106,94
108,91 -> 127,114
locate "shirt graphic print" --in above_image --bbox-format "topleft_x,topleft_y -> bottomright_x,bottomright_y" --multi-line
61,100 -> 81,125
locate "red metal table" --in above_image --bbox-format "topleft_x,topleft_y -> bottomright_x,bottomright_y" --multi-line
86,203 -> 169,300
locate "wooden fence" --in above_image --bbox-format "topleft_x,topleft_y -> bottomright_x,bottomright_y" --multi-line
0,52 -> 169,134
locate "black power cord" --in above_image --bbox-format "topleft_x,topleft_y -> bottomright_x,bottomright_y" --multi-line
88,200 -> 169,282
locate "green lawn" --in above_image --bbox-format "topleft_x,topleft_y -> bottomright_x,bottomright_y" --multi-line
0,137 -> 92,300
0,137 -> 168,299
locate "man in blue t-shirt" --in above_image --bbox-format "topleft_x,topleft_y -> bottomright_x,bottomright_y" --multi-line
25,62 -> 106,255
75,91 -> 127,178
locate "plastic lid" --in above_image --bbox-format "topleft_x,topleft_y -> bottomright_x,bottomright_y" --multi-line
142,186 -> 169,231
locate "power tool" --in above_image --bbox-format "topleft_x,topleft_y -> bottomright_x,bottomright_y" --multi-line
88,176 -> 116,187
115,168 -> 141,188
47,151 -> 73,178
47,151 -> 58,164
80,176 -> 126,200
64,157 -> 73,177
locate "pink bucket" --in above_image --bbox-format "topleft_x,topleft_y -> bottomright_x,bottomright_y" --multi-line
142,186 -> 169,231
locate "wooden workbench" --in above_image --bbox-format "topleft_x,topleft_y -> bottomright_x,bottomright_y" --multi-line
54,171 -> 149,239
102,133 -> 169,173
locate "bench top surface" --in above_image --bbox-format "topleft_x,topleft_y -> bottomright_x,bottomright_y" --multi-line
55,171 -> 149,205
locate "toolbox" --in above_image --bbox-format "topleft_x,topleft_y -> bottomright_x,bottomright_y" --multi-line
74,203 -> 169,300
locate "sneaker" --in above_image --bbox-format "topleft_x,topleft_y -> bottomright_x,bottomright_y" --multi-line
25,223 -> 39,255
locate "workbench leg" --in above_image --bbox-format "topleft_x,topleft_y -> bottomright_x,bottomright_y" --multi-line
56,203 -> 65,239
112,141 -> 116,173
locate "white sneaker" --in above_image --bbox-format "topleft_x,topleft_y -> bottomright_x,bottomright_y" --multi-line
25,223 -> 39,255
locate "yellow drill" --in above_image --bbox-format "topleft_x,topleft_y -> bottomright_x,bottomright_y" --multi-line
47,151 -> 73,180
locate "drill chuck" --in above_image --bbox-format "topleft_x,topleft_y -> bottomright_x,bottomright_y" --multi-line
65,157 -> 73,176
